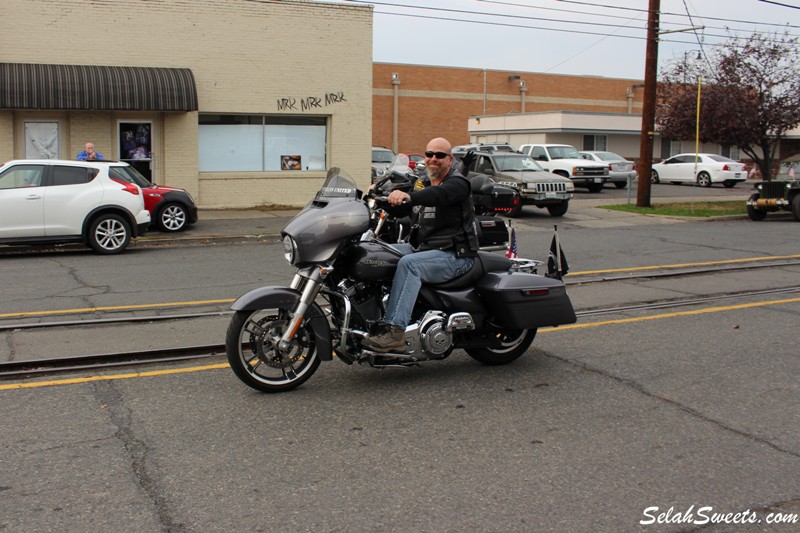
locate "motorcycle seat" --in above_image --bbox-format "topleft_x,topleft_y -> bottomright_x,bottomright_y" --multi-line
428,251 -> 512,290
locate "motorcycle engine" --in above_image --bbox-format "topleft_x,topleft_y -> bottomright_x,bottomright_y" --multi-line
409,311 -> 453,357
338,280 -> 385,328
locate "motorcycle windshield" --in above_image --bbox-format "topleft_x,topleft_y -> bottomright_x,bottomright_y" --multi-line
315,168 -> 359,201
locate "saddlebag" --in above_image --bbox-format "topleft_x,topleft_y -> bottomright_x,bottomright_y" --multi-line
476,272 -> 576,329
476,215 -> 509,248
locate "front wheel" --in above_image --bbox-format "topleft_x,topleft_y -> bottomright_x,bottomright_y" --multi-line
547,201 -> 569,217
586,183 -> 604,193
226,308 -> 321,393
651,170 -> 660,184
466,328 -> 537,365
157,202 -> 189,232
791,194 -> 800,222
746,193 -> 767,221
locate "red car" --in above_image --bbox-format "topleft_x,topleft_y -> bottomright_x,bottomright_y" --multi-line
109,164 -> 198,232
402,153 -> 425,170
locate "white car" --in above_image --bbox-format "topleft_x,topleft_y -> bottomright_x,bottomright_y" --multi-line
651,153 -> 747,188
0,159 -> 151,254
579,151 -> 637,189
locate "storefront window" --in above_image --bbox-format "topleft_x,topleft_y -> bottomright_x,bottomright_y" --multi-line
199,115 -> 326,172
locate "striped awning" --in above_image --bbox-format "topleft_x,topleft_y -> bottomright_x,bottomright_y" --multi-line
0,63 -> 198,111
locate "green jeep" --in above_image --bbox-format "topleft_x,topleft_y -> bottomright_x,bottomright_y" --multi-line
746,157 -> 800,222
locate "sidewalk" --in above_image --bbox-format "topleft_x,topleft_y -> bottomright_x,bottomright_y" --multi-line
134,192 -> 750,247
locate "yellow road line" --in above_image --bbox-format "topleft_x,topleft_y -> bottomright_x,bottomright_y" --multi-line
0,299 -> 235,319
539,296 -> 800,332
2,295 -> 798,391
571,253 -> 800,276
0,363 -> 230,390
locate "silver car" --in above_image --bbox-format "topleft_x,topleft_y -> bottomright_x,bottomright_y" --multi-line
580,151 -> 637,189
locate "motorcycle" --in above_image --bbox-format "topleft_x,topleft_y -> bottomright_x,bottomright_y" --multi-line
225,163 -> 577,393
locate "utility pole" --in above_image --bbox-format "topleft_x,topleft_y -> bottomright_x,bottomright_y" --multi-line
636,0 -> 660,208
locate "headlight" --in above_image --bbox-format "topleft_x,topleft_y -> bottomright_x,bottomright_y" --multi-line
566,182 -> 575,192
376,168 -> 387,177
283,235 -> 297,264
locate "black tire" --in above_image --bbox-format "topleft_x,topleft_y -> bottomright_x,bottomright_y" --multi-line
697,172 -> 712,187
791,194 -> 800,222
723,181 -> 737,189
746,193 -> 767,221
88,214 -> 131,254
650,170 -> 660,184
586,183 -> 603,193
547,201 -> 569,217
614,181 -> 627,189
156,202 -> 189,232
226,309 -> 321,393
466,328 -> 537,365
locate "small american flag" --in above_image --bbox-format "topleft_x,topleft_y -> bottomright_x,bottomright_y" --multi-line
505,227 -> 518,259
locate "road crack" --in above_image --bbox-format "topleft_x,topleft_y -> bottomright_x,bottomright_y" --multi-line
91,381 -> 187,533
542,352 -> 800,460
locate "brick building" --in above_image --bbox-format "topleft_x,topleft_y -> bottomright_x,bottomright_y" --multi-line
372,63 -> 645,156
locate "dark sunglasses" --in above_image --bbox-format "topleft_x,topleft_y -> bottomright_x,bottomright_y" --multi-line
424,151 -> 450,159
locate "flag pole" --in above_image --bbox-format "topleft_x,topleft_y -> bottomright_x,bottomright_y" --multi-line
554,224 -> 561,275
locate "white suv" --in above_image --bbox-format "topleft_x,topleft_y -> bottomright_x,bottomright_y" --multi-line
0,159 -> 151,254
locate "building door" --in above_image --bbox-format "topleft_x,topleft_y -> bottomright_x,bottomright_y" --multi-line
119,122 -> 153,180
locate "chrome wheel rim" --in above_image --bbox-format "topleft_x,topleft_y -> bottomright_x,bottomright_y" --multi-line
94,218 -> 128,251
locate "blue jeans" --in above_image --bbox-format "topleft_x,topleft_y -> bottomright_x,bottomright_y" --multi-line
384,244 -> 474,329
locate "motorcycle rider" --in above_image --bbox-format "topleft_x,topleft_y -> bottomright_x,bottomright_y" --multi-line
362,137 -> 480,353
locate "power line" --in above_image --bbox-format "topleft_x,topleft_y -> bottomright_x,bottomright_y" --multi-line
367,7 -> 799,47
758,0 -> 800,8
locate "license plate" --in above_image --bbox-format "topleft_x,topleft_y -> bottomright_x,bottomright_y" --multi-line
735,173 -> 741,177
545,192 -> 557,199
594,178 -> 602,183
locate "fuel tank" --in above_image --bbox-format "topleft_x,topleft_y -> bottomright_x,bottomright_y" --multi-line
341,241 -> 402,281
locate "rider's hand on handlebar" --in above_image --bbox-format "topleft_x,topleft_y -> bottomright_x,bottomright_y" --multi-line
388,190 -> 410,206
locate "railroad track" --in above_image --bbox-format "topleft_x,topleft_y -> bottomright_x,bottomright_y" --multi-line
1,260 -> 799,379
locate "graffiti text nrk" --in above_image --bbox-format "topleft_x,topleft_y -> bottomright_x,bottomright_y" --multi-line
277,92 -> 347,112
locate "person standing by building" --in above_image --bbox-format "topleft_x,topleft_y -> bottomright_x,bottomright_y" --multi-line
76,142 -> 104,161
362,137 -> 479,353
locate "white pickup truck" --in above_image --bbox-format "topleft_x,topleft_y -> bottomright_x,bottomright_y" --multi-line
519,144 -> 609,193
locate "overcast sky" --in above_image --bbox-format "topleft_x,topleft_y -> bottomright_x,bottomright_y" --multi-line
347,0 -> 799,80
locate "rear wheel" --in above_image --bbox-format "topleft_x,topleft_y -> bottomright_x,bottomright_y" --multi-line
746,193 -> 767,221
88,214 -> 131,254
226,308 -> 321,393
466,328 -> 537,365
650,170 -> 660,184
723,181 -> 737,188
546,201 -> 569,217
697,172 -> 712,187
791,194 -> 800,221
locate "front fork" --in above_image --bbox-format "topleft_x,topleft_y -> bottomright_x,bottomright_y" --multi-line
278,265 -> 333,351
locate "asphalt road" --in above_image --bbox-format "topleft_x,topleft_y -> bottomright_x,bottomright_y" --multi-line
1,186 -> 798,532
